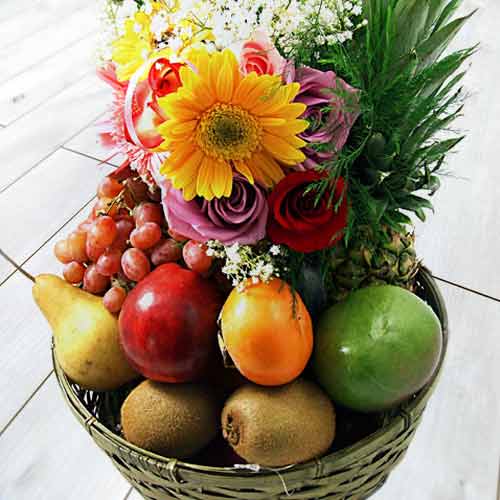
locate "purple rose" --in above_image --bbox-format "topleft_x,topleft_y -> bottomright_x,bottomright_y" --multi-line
287,65 -> 360,169
162,176 -> 269,245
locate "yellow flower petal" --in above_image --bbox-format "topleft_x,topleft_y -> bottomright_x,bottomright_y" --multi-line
286,82 -> 301,102
234,161 -> 254,184
171,150 -> 203,188
240,75 -> 279,110
211,159 -> 233,198
209,51 -> 224,97
283,135 -> 307,149
262,133 -> 306,164
249,152 -> 285,186
271,102 -> 308,120
216,55 -> 234,103
259,117 -> 287,128
160,119 -> 198,141
163,145 -> 196,172
232,73 -> 259,106
262,119 -> 309,136
156,47 -> 307,200
250,85 -> 291,115
196,156 -> 216,200
157,96 -> 199,121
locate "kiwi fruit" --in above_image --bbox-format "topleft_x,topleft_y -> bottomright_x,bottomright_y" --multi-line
221,379 -> 336,467
121,380 -> 218,459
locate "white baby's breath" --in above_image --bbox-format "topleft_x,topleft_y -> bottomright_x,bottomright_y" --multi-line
207,240 -> 288,289
98,0 -> 365,63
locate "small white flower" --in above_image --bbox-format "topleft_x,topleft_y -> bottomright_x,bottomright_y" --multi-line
142,1 -> 153,15
226,243 -> 242,263
270,245 -> 281,256
168,37 -> 183,52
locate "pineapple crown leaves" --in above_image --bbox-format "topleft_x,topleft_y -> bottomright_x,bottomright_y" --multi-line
312,0 -> 476,246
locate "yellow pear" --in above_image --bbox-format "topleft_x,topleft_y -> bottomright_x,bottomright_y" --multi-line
33,274 -> 137,391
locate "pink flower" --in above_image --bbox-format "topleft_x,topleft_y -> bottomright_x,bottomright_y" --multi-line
240,31 -> 286,76
96,64 -> 169,187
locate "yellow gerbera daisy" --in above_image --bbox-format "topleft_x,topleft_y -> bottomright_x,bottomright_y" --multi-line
112,12 -> 158,82
111,5 -> 212,82
157,48 -> 308,201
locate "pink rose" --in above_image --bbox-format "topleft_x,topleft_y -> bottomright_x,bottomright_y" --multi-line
240,31 -> 286,76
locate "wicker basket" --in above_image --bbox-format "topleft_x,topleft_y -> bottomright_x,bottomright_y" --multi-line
53,268 -> 448,500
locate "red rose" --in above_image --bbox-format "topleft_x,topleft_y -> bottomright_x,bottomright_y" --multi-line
267,171 -> 348,253
148,58 -> 183,97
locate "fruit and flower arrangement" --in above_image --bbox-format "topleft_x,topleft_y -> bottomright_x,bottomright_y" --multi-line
26,0 -> 473,478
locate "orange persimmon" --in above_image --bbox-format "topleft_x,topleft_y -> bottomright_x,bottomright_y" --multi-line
220,279 -> 313,386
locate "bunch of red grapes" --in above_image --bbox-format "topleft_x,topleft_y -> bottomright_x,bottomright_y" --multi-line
54,176 -> 213,314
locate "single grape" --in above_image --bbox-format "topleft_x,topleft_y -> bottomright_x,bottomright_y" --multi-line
183,241 -> 213,275
168,228 -> 188,242
86,237 -> 106,262
110,219 -> 135,252
103,286 -> 127,314
121,248 -> 151,282
93,197 -> 119,218
63,262 -> 86,284
151,239 -> 182,266
89,216 -> 117,247
98,177 -> 123,199
133,202 -> 164,227
83,264 -> 110,294
77,219 -> 94,234
96,249 -> 122,276
130,222 -> 162,250
126,178 -> 150,204
114,211 -> 134,224
54,239 -> 73,264
67,231 -> 88,263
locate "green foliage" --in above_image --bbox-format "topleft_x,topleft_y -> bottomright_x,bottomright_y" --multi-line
308,0 -> 476,246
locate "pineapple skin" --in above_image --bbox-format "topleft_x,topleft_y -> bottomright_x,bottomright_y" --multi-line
328,226 -> 419,303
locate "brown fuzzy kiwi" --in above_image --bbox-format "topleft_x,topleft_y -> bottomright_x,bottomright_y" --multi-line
221,379 -> 336,467
121,380 -> 218,459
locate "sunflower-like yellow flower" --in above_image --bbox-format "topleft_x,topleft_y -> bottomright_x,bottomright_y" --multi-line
111,4 -> 211,82
112,12 -> 158,82
157,48 -> 308,200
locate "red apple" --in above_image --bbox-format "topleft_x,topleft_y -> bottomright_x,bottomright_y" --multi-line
119,263 -> 223,382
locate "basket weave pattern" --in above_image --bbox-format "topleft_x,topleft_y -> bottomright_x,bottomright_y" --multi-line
54,269 -> 448,500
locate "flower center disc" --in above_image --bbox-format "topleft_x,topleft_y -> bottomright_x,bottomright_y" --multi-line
196,103 -> 262,161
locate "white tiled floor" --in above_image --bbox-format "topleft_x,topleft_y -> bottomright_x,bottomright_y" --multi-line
0,1 -> 498,499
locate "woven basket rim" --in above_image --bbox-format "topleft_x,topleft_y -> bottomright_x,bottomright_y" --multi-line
53,266 -> 448,478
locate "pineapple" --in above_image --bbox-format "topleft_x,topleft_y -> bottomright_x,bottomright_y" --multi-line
318,0 -> 474,302
328,226 -> 419,303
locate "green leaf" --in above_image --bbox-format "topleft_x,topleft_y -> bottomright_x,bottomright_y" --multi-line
427,175 -> 442,194
433,0 -> 462,33
367,197 -> 389,223
415,136 -> 464,163
421,49 -> 473,98
414,208 -> 427,222
383,210 -> 413,229
424,0 -> 447,34
393,0 -> 429,56
416,11 -> 476,67
397,194 -> 435,212
402,88 -> 464,156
